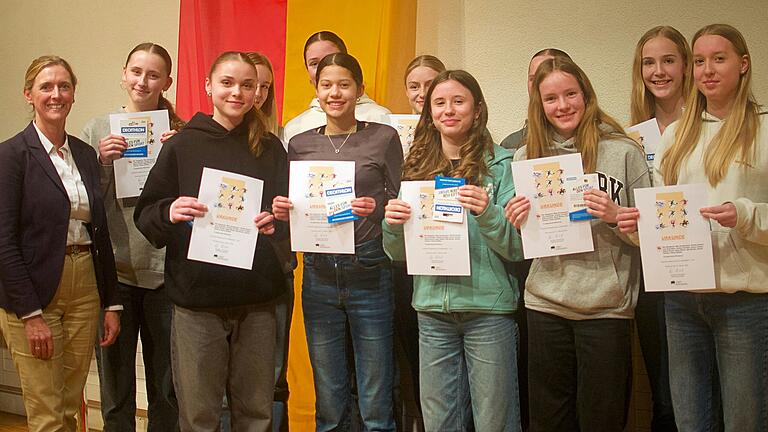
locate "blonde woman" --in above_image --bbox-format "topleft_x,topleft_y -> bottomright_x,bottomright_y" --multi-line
618,24 -> 768,432
628,26 -> 692,432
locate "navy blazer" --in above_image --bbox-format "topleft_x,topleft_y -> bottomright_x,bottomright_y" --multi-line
0,122 -> 119,317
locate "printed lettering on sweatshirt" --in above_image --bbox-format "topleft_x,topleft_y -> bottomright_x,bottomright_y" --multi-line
596,171 -> 624,205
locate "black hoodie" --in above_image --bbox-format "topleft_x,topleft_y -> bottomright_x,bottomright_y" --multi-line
135,112 -> 288,308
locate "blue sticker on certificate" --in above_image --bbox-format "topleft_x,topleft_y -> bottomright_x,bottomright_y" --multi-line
433,176 -> 465,223
324,183 -> 360,224
565,173 -> 599,221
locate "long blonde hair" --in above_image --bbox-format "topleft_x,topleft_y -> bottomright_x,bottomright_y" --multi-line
526,58 -> 628,173
630,26 -> 691,125
660,24 -> 759,186
208,52 -> 267,156
403,70 -> 493,185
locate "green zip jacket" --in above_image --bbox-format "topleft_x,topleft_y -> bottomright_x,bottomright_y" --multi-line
383,144 -> 523,314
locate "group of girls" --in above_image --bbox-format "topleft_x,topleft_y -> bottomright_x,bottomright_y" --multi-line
0,20 -> 764,432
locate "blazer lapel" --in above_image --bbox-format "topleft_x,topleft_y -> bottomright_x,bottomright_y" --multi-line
23,123 -> 67,196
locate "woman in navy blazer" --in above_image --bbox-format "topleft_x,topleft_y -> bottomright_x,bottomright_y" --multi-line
0,55 -> 120,432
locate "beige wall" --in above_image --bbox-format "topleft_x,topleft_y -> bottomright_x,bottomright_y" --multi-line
416,0 -> 768,142
6,1 -> 764,144
0,0 -> 180,140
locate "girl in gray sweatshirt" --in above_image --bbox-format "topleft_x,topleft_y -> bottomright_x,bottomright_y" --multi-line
505,57 -> 650,432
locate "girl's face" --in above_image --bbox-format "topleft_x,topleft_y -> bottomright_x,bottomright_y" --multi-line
24,65 -> 75,128
430,79 -> 478,144
253,64 -> 273,110
305,40 -> 341,86
692,34 -> 748,111
641,36 -> 685,103
405,66 -> 440,114
316,65 -> 363,123
122,51 -> 172,109
539,70 -> 585,139
205,60 -> 257,129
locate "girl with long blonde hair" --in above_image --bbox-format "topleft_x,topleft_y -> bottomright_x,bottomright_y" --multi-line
505,57 -> 650,431
618,24 -> 768,431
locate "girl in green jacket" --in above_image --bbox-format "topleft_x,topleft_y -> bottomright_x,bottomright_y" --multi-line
383,69 -> 523,432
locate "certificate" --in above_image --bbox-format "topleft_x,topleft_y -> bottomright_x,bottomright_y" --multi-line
401,181 -> 470,275
109,109 -> 171,198
388,114 -> 421,157
626,118 -> 662,167
511,153 -> 594,258
187,168 -> 263,270
635,184 -> 716,291
289,161 -> 356,254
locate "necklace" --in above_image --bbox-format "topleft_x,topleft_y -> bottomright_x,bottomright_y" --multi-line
327,132 -> 352,154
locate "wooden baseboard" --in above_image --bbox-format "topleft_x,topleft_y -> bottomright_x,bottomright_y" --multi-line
86,400 -> 147,418
0,384 -> 22,396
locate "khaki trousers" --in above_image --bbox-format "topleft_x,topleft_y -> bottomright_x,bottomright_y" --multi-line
0,250 -> 100,432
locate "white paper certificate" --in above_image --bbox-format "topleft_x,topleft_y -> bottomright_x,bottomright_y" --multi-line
187,168 -> 264,270
511,153 -> 594,258
401,181 -> 470,275
626,118 -> 662,167
109,109 -> 171,198
289,161 -> 355,254
635,184 -> 716,291
388,114 -> 421,157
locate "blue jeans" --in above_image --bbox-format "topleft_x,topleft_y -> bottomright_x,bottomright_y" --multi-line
302,238 -> 395,432
666,291 -> 768,432
96,283 -> 178,432
418,312 -> 521,432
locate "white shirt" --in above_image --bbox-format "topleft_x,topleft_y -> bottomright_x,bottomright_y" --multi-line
34,122 -> 91,246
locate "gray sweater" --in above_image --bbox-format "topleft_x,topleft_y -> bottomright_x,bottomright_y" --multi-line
514,131 -> 650,320
81,109 -> 165,289
288,121 -> 403,245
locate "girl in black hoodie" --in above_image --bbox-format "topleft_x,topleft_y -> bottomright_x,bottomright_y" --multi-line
135,51 -> 287,432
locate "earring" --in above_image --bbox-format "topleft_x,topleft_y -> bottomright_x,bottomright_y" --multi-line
206,91 -> 212,97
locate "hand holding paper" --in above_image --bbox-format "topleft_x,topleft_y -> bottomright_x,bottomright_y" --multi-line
351,197 -> 376,217
700,203 -> 737,228
504,195 -> 531,229
98,134 -> 128,164
160,129 -> 178,143
616,207 -> 640,234
170,196 -> 208,223
254,211 -> 275,235
584,189 -> 619,223
458,185 -> 489,215
272,196 -> 293,221
384,199 -> 412,225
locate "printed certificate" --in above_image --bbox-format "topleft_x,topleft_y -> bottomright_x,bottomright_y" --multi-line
627,118 -> 662,167
187,168 -> 263,270
109,109 -> 171,198
635,184 -> 716,291
401,181 -> 470,276
511,153 -> 594,258
289,161 -> 356,254
388,114 -> 421,157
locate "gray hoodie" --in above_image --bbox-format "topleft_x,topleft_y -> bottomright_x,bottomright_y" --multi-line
514,130 -> 651,320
